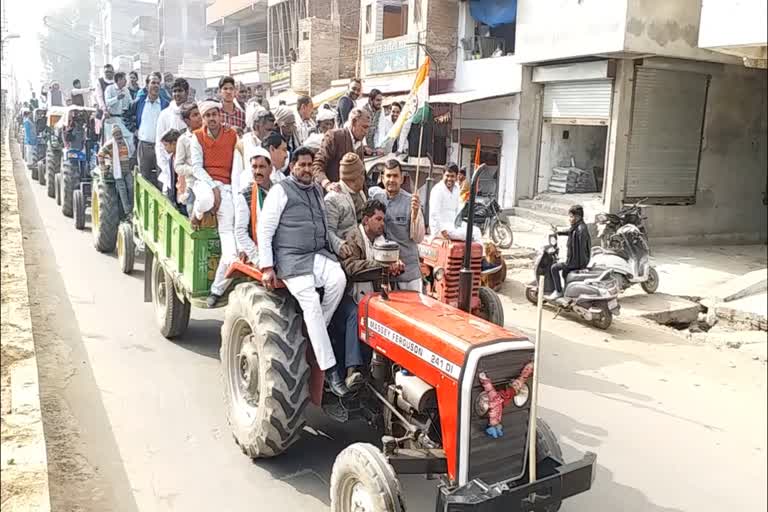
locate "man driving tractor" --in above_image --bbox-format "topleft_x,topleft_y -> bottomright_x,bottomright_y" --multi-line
97,123 -> 136,218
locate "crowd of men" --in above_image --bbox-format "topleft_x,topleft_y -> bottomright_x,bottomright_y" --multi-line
17,66 -> 478,398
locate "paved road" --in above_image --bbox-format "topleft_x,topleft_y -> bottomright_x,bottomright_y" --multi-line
13,147 -> 767,512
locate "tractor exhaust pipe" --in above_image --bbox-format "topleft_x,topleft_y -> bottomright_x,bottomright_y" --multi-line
458,164 -> 487,313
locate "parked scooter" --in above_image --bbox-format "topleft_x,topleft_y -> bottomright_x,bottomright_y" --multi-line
589,223 -> 659,294
526,229 -> 621,330
594,199 -> 648,247
459,195 -> 514,249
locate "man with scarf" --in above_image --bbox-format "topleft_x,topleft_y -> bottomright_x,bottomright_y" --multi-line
97,123 -> 135,218
333,199 -> 403,390
190,100 -> 243,307
273,105 -> 299,155
258,146 -> 349,397
549,204 -> 592,300
324,153 -> 366,256
233,146 -> 272,266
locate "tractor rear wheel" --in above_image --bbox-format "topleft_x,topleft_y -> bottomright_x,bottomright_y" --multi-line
73,190 -> 86,230
477,286 -> 505,327
37,161 -> 46,186
533,419 -> 564,512
330,443 -> 406,512
150,258 -> 190,339
117,223 -> 135,274
45,148 -> 60,198
92,179 -> 120,252
61,161 -> 79,218
221,282 -> 310,459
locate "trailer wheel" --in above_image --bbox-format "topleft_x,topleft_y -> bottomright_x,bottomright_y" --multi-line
37,161 -> 46,186
61,161 -> 79,218
117,223 -> 136,274
476,286 -> 505,327
92,179 -> 120,252
151,259 -> 190,338
73,190 -> 86,230
532,419 -> 565,512
330,443 -> 406,512
55,173 -> 62,206
221,282 -> 310,459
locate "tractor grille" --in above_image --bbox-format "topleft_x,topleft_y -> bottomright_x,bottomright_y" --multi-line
467,348 -> 534,485
442,245 -> 482,307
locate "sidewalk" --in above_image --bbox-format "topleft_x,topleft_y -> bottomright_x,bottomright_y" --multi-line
1,130 -> 51,511
504,215 -> 767,330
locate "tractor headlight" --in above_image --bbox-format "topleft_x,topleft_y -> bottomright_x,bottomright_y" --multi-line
513,383 -> 530,407
434,267 -> 445,281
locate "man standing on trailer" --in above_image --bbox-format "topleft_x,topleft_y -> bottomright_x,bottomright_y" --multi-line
218,76 -> 246,132
104,72 -> 134,148
257,146 -> 350,397
190,100 -> 242,307
155,78 -> 190,197
132,73 -> 170,189
97,123 -> 135,219
312,107 -> 369,193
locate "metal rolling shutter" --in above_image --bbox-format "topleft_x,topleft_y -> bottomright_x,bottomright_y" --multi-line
624,67 -> 709,201
542,80 -> 613,119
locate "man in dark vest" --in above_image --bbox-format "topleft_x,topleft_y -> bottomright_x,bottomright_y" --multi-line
257,146 -> 350,397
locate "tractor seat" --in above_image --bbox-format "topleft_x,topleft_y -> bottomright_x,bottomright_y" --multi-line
565,269 -> 608,284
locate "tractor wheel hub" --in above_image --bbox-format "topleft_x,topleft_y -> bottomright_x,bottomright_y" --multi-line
237,336 -> 260,404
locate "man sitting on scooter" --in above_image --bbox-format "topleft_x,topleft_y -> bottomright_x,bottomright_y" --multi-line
550,204 -> 592,300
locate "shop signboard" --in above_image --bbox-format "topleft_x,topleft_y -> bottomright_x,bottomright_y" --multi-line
363,37 -> 418,76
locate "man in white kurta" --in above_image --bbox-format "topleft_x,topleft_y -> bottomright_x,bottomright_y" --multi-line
257,147 -> 349,396
429,163 -> 480,241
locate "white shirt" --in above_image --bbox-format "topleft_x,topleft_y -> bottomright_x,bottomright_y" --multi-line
155,102 -> 188,191
189,127 -> 242,194
104,84 -> 131,116
137,97 -> 163,143
234,190 -> 261,264
257,183 -> 291,269
294,111 -> 316,145
95,77 -> 114,111
429,180 -> 461,234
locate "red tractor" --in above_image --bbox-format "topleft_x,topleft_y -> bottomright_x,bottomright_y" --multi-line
220,166 -> 595,511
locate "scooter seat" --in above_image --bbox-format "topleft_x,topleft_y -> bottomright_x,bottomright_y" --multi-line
565,269 -> 607,284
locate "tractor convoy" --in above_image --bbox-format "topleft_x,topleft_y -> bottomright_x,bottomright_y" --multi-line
23,128 -> 597,511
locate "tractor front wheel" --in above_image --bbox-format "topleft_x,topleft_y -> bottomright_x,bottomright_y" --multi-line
331,443 -> 406,512
73,190 -> 86,230
117,223 -> 135,274
37,161 -> 46,186
476,286 -> 505,327
45,148 -> 60,198
151,258 -> 190,338
93,179 -> 120,252
221,282 -> 310,459
31,161 -> 39,181
61,161 -> 79,218
532,419 -> 564,512
54,173 -> 62,206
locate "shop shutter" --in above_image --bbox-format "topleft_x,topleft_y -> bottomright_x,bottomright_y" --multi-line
542,80 -> 613,120
624,67 -> 709,201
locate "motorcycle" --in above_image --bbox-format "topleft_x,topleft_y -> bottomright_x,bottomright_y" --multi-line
460,195 -> 514,249
526,229 -> 621,330
595,199 -> 648,248
589,223 -> 659,294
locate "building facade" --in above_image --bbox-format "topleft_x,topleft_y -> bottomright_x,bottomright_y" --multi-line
99,0 -> 156,69
159,0 -> 215,94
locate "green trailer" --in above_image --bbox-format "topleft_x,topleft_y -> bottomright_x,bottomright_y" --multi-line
121,173 -> 223,338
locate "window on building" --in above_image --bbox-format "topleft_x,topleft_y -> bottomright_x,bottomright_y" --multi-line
382,0 -> 408,39
365,4 -> 372,34
240,23 -> 265,54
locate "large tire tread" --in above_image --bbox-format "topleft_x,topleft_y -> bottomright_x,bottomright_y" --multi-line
45,148 -> 60,198
93,179 -> 121,252
61,161 -> 79,217
477,286 -> 505,327
151,259 -> 191,339
221,283 -> 310,460
117,223 -> 136,273
73,190 -> 86,230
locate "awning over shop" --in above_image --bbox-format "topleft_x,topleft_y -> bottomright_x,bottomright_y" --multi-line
312,86 -> 347,107
429,87 -> 518,105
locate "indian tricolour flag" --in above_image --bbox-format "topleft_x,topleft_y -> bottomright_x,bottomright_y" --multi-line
381,56 -> 430,148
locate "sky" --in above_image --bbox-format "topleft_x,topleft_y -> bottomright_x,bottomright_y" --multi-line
3,0 -> 49,95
